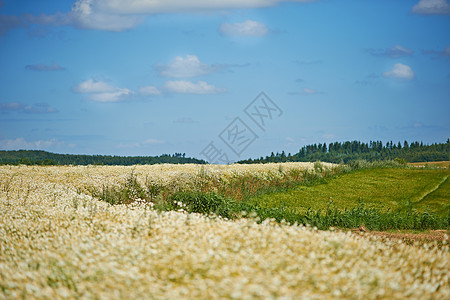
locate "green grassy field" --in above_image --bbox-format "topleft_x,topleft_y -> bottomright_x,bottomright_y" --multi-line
412,174 -> 449,215
85,163 -> 449,230
248,168 -> 450,216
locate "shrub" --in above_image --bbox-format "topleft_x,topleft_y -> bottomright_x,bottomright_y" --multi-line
168,192 -> 234,218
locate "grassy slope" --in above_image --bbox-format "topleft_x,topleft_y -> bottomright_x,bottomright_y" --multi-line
249,168 -> 450,216
413,174 -> 449,216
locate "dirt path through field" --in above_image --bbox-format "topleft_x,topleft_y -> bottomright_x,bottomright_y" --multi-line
414,175 -> 449,204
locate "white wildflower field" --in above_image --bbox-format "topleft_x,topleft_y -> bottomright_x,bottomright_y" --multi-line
1,164 -> 448,299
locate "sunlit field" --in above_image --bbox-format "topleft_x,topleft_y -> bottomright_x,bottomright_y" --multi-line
251,168 -> 449,214
1,163 -> 448,299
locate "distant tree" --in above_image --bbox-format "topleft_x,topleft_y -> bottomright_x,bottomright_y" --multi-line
0,150 -> 207,166
236,140 -> 449,164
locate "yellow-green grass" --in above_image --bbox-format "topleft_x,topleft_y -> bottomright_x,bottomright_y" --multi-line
413,174 -> 449,215
250,168 -> 450,216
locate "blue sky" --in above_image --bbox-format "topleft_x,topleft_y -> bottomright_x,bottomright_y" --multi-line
0,0 -> 449,162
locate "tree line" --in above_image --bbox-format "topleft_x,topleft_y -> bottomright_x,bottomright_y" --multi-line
238,139 -> 450,164
0,150 -> 207,166
1,139 -> 448,166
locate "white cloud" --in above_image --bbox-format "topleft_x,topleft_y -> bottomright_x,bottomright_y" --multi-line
139,86 -> 162,95
157,55 -> 219,78
220,20 -> 268,36
89,89 -> 133,102
73,79 -> 134,102
163,80 -> 226,94
23,0 -> 143,32
412,0 -> 450,15
0,137 -> 73,150
367,45 -> 414,58
382,63 -> 415,80
25,63 -> 65,71
68,0 -> 143,31
73,79 -> 116,93
86,0 -> 316,14
0,102 -> 58,114
21,0 -> 315,32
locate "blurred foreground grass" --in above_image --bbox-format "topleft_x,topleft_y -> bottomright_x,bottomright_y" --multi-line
1,164 -> 449,299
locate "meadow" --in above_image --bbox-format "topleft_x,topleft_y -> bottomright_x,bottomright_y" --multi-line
75,161 -> 449,231
249,167 -> 449,214
1,163 -> 449,299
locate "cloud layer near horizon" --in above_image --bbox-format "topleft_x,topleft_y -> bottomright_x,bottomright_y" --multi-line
2,0 -> 315,32
2,0 -> 447,34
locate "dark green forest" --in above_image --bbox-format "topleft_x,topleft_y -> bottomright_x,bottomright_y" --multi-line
1,139 -> 448,166
238,140 -> 450,164
0,151 -> 206,166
